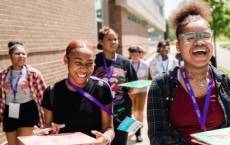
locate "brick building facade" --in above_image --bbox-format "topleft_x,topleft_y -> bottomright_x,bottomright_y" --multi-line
0,0 -> 165,144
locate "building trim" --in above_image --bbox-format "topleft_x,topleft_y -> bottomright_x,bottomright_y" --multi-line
115,0 -> 165,32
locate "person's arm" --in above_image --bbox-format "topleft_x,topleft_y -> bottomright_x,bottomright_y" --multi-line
38,87 -> 60,134
147,75 -> 178,145
128,88 -> 139,94
148,68 -> 152,80
91,103 -> 115,145
139,46 -> 147,59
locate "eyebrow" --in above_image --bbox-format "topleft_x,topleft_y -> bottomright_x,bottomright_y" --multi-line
74,57 -> 93,61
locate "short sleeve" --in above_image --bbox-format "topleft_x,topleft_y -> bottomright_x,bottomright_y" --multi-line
101,82 -> 112,106
41,86 -> 53,111
126,60 -> 138,82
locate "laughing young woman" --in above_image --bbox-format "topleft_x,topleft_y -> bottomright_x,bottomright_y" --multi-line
147,0 -> 230,145
41,40 -> 114,145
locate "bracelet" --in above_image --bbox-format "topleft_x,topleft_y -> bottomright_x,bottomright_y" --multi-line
104,134 -> 111,145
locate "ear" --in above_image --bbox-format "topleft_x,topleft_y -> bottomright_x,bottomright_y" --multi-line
176,42 -> 181,53
8,54 -> 11,59
63,55 -> 69,65
99,40 -> 103,46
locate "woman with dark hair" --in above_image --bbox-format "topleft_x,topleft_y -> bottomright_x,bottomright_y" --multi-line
93,28 -> 138,145
41,40 -> 114,145
148,40 -> 179,79
147,0 -> 230,145
0,41 -> 46,145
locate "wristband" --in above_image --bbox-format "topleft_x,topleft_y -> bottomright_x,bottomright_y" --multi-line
104,134 -> 111,145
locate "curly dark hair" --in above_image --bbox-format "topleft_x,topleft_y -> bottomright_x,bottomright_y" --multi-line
169,0 -> 211,39
8,41 -> 24,55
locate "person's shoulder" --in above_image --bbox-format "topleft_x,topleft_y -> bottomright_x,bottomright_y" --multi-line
168,56 -> 178,63
140,59 -> 148,65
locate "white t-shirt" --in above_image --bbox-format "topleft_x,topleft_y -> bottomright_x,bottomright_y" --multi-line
149,54 -> 179,79
5,67 -> 33,105
131,59 -> 148,93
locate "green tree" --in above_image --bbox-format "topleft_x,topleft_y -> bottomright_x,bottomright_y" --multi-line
204,0 -> 230,65
164,20 -> 176,41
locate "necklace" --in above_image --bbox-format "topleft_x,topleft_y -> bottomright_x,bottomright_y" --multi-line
186,69 -> 209,87
190,82 -> 209,90
185,67 -> 209,72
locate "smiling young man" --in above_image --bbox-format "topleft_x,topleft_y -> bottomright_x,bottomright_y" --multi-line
128,46 -> 148,142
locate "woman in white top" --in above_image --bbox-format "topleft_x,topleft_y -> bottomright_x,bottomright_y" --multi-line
149,40 -> 179,79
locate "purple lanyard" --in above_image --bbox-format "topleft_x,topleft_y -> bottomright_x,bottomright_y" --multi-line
67,76 -> 121,122
181,67 -> 213,131
10,66 -> 24,102
102,53 -> 117,83
132,60 -> 140,72
162,57 -> 169,72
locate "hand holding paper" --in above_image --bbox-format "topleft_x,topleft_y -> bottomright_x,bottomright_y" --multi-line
33,122 -> 62,135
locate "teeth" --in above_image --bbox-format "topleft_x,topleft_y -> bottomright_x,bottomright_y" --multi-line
192,50 -> 207,53
77,74 -> 86,78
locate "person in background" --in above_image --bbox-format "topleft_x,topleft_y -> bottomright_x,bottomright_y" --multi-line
128,45 -> 147,59
41,40 -> 114,145
128,46 -> 148,142
148,40 -> 179,79
147,0 -> 230,144
0,41 -> 46,145
175,52 -> 184,66
93,28 -> 138,145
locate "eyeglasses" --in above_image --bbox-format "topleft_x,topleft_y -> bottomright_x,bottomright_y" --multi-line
178,30 -> 214,43
13,52 -> 28,56
160,46 -> 169,50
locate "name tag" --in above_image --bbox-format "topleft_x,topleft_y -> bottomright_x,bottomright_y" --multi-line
117,117 -> 143,133
9,103 -> 20,118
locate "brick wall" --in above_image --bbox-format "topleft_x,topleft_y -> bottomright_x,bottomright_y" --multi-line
0,0 -> 96,143
108,0 -> 148,57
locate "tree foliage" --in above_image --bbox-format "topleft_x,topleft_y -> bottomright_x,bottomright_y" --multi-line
204,0 -> 230,37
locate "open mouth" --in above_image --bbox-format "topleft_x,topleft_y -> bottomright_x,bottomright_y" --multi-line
76,73 -> 87,78
192,50 -> 207,57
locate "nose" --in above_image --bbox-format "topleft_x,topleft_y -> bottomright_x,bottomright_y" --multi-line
80,65 -> 88,72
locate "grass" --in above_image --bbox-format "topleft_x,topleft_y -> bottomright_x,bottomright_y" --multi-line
216,35 -> 230,42
217,66 -> 230,74
220,44 -> 230,50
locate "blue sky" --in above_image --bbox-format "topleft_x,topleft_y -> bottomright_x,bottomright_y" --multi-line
164,0 -> 183,19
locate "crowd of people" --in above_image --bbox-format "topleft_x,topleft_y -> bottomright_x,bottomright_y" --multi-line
0,0 -> 230,145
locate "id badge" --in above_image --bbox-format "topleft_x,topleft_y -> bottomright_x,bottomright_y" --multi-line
9,102 -> 20,118
117,117 -> 143,133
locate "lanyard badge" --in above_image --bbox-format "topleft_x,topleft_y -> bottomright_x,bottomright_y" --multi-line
102,53 -> 117,83
132,59 -> 140,73
181,67 -> 213,131
67,77 -> 143,133
9,66 -> 24,118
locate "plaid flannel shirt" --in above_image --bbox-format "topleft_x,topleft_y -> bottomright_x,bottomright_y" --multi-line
147,65 -> 230,145
0,64 -> 46,127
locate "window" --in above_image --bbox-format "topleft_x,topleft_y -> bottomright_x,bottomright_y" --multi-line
152,0 -> 163,16
96,0 -> 103,41
148,25 -> 163,50
128,12 -> 144,26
